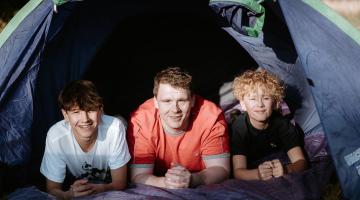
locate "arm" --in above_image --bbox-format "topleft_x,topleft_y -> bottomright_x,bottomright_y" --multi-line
190,157 -> 230,187
86,165 -> 128,194
48,166 -> 128,199
272,146 -> 307,177
232,155 -> 273,181
130,166 -> 166,188
46,179 -> 73,200
161,157 -> 230,189
285,146 -> 308,173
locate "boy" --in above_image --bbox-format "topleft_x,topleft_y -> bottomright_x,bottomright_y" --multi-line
231,69 -> 307,181
40,80 -> 130,199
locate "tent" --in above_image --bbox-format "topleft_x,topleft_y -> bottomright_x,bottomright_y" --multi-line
1,0 -> 360,199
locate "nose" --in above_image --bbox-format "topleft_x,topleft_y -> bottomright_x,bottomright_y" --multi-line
170,101 -> 180,112
256,98 -> 264,107
80,111 -> 90,121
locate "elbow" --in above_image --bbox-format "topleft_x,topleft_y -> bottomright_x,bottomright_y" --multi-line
113,182 -> 127,191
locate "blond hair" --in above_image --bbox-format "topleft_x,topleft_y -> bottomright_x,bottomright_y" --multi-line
232,69 -> 284,106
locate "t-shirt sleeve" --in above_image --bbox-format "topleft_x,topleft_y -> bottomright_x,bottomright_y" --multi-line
40,129 -> 66,183
127,116 -> 156,167
230,114 -> 249,156
201,114 -> 230,160
108,120 -> 131,170
278,117 -> 304,152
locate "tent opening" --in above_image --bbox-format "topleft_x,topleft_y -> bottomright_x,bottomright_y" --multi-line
83,11 -> 257,119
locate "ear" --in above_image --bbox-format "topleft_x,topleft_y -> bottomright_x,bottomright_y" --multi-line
154,97 -> 159,109
61,109 -> 69,121
240,100 -> 247,111
274,101 -> 281,111
99,106 -> 104,115
190,95 -> 195,108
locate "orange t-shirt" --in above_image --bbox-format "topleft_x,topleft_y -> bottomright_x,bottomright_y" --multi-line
127,95 -> 230,176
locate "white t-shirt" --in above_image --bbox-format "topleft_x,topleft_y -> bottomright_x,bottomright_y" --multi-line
40,115 -> 131,183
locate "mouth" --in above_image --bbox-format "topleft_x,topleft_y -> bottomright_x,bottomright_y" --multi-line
169,115 -> 182,120
79,123 -> 93,128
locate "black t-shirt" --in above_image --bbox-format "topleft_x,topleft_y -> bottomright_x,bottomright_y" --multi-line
230,112 -> 303,165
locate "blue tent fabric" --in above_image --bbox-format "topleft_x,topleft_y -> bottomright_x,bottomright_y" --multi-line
279,0 -> 360,199
0,0 -> 53,165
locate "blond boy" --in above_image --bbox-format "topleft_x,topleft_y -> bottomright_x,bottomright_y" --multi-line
231,69 -> 307,181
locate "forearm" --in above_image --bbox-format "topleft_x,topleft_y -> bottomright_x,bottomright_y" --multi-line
132,173 -> 166,188
286,159 -> 308,174
99,181 -> 127,192
48,188 -> 73,200
233,168 -> 260,181
191,166 -> 229,187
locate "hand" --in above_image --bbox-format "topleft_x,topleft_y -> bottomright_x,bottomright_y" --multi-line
271,159 -> 285,178
258,161 -> 274,180
164,163 -> 191,189
70,179 -> 93,198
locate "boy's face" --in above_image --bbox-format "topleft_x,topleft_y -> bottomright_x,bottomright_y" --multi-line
62,106 -> 102,142
154,83 -> 194,134
240,86 -> 275,127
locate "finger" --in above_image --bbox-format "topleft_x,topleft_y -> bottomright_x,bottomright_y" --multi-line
259,166 -> 272,173
73,189 -> 93,197
73,179 -> 88,186
166,174 -> 186,183
74,184 -> 92,193
171,162 -> 180,168
264,161 -> 274,168
260,163 -> 272,169
271,159 -> 281,165
167,168 -> 186,176
165,177 -> 188,188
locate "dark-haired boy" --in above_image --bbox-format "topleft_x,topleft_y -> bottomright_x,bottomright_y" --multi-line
40,80 -> 130,199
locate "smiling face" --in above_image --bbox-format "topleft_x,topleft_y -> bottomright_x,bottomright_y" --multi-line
240,86 -> 275,129
62,106 -> 102,142
154,83 -> 194,135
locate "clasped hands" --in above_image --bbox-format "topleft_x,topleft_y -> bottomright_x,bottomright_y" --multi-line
164,162 -> 192,189
258,159 -> 285,180
69,179 -> 104,198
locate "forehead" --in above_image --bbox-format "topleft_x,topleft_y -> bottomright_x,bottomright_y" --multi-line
67,105 -> 100,112
157,83 -> 190,99
244,84 -> 271,96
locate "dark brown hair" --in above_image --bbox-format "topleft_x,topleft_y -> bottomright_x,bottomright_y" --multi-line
153,67 -> 192,97
58,80 -> 103,111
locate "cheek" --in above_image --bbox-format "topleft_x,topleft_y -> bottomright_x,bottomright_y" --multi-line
158,105 -> 170,115
180,104 -> 191,113
265,101 -> 275,109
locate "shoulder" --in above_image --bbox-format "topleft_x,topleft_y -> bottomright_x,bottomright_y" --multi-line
130,98 -> 157,121
191,96 -> 226,129
192,95 -> 224,124
99,115 -> 126,138
270,112 -> 294,129
195,95 -> 223,115
231,113 -> 248,137
46,120 -> 71,142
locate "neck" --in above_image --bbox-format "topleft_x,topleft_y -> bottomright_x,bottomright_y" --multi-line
162,121 -> 188,136
249,118 -> 269,130
74,133 -> 98,152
